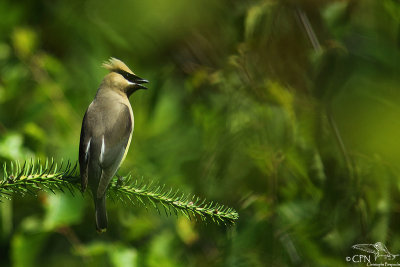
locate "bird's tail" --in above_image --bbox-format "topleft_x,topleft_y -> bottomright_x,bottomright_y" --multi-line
95,196 -> 108,233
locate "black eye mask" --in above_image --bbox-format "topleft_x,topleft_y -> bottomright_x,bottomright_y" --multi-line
116,70 -> 148,85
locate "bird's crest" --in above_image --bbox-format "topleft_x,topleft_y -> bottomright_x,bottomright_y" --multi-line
102,57 -> 134,74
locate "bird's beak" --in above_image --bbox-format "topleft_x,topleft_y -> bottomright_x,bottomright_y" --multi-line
133,76 -> 149,90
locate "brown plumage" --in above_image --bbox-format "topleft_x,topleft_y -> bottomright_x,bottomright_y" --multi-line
79,58 -> 148,232
102,57 -> 133,73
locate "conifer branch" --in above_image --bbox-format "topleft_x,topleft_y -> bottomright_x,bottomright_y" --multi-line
0,159 -> 239,226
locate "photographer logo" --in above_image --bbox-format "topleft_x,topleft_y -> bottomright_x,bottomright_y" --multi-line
346,242 -> 400,266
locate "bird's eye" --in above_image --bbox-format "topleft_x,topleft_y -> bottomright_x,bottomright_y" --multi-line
122,73 -> 133,82
118,71 -> 129,79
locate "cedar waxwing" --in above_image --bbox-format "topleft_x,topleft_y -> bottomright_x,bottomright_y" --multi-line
79,57 -> 148,232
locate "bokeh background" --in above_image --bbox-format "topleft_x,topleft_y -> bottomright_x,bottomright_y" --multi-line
0,0 -> 399,266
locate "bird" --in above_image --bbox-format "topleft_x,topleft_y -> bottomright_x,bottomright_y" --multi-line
352,242 -> 398,261
79,57 -> 148,232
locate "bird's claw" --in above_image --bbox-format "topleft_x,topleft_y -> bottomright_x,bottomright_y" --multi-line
116,174 -> 124,188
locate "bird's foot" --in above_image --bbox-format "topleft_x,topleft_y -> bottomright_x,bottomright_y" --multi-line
116,174 -> 124,187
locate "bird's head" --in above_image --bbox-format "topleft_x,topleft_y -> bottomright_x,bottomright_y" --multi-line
102,57 -> 148,97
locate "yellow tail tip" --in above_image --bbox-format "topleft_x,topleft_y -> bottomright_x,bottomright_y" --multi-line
97,228 -> 107,234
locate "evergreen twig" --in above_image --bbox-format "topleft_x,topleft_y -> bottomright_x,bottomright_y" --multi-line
0,159 -> 239,226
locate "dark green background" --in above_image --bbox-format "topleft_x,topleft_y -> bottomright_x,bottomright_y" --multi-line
0,0 -> 399,266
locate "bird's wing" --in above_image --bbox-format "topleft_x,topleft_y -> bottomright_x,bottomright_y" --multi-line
352,244 -> 376,254
96,104 -> 133,198
79,110 -> 91,192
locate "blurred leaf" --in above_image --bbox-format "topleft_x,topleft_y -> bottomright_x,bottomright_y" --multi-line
23,122 -> 45,143
384,0 -> 400,22
176,217 -> 198,245
109,244 -> 138,267
0,133 -> 33,160
245,1 -> 275,41
0,199 -> 12,239
119,213 -> 158,241
11,27 -> 37,59
146,230 -> 182,267
12,231 -> 48,267
43,193 -> 85,230
11,217 -> 49,267
75,241 -> 108,257
0,42 -> 11,61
